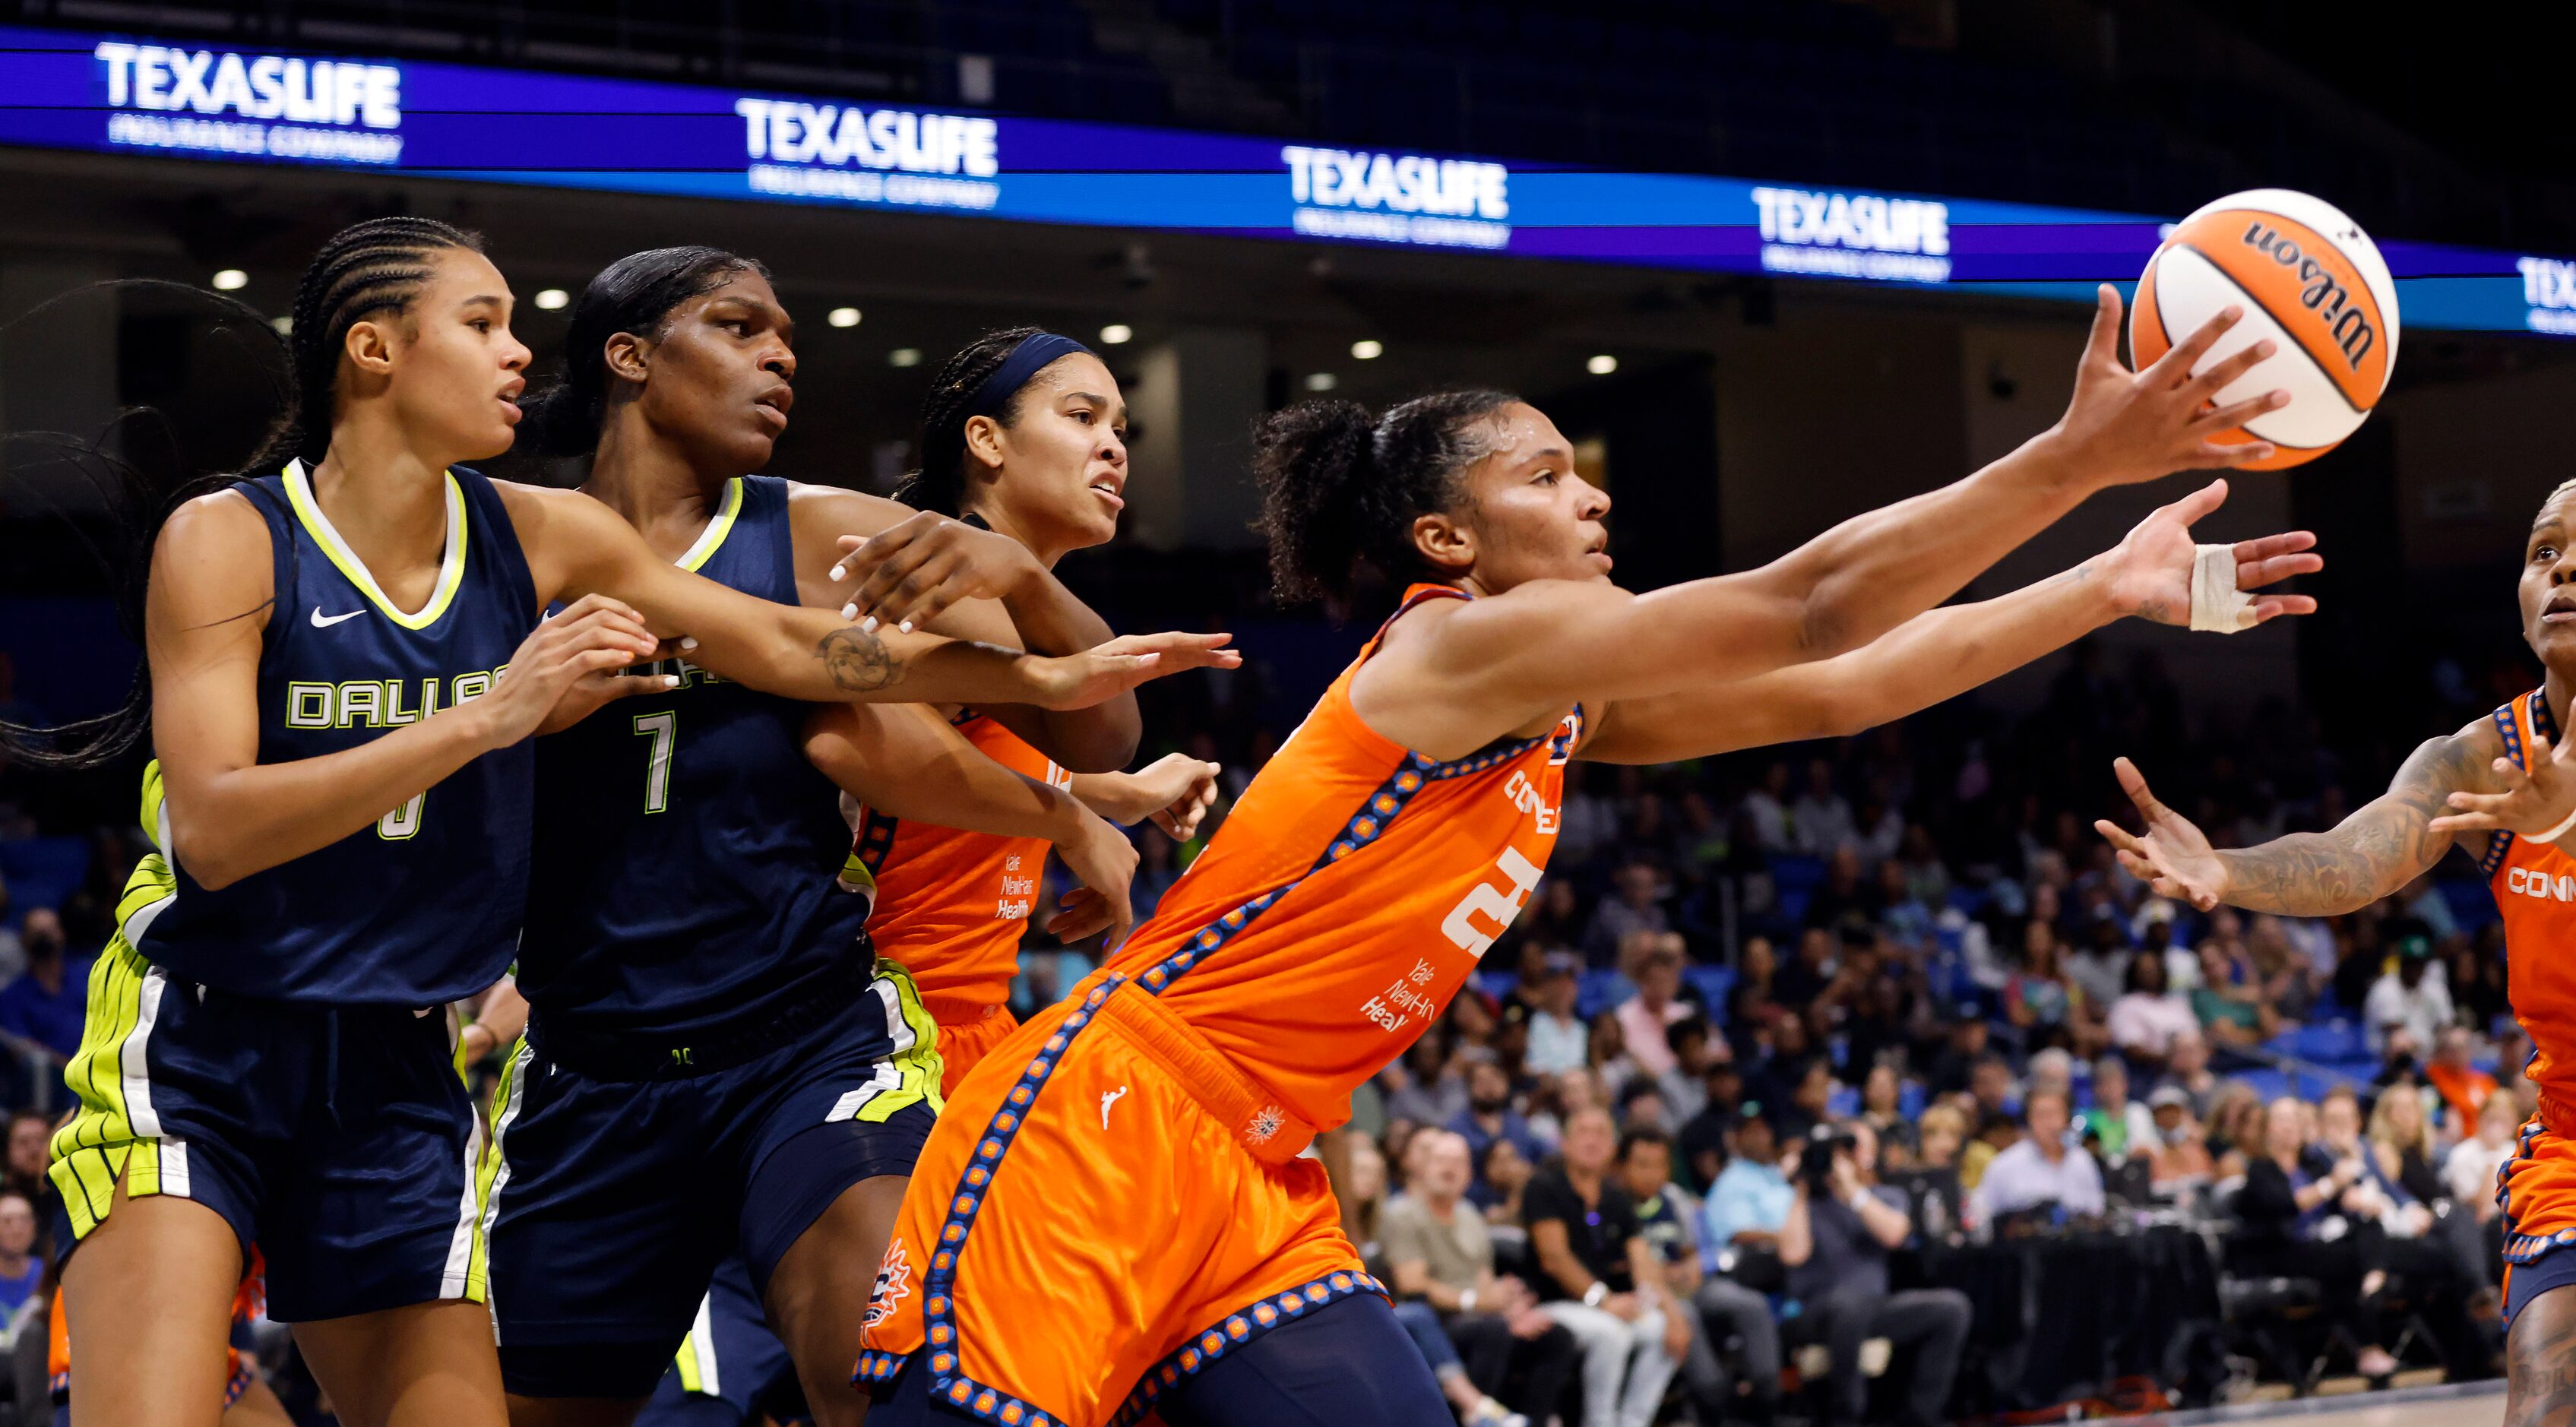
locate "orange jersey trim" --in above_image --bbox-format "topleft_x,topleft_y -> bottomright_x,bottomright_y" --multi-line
2489,688 -> 2576,1134
859,714 -> 1066,1017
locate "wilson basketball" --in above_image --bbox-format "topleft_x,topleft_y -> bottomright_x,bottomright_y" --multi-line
2130,188 -> 2400,469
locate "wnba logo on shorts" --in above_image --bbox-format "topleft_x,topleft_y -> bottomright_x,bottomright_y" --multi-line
2508,866 -> 2576,902
867,1242 -> 913,1328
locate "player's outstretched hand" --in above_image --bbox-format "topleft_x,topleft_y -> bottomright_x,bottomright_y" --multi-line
1091,753 -> 1223,838
828,511 -> 1043,634
479,595 -> 663,747
2101,479 -> 2321,628
2093,757 -> 2229,910
1029,632 -> 1241,710
533,637 -> 689,735
2430,726 -> 2576,843
2049,285 -> 2292,488
1046,804 -> 1140,951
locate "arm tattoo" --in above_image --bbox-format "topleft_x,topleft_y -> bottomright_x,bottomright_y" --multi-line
2216,733 -> 2478,916
816,625 -> 903,692
2506,1291 -> 2576,1427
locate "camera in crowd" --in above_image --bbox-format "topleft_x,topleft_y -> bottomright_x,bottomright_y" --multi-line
1800,1123 -> 1856,1192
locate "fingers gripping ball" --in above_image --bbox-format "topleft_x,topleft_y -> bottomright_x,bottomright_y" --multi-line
2130,189 -> 2399,470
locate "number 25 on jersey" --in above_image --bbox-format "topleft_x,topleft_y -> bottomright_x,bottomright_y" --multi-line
1441,846 -> 1543,960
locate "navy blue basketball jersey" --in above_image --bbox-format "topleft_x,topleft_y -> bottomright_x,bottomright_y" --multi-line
517,476 -> 874,1039
122,460 -> 539,1005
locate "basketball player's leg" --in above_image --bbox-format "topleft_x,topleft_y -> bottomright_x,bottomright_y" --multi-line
2506,1269 -> 2576,1427
62,1182 -> 242,1427
760,1171 -> 914,1427
294,1301 -> 510,1427
1156,1294 -> 1450,1427
225,1375 -> 297,1427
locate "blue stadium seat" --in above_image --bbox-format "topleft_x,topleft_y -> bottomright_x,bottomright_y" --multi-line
1578,969 -> 1633,1020
1684,965 -> 1736,1017
2294,1018 -> 2368,1063
1826,1086 -> 1859,1120
1898,1081 -> 1924,1120
2440,877 -> 2502,931
0,836 -> 89,924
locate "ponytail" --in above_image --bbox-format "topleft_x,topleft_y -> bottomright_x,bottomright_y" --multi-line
1252,388 -> 1518,604
0,217 -> 481,769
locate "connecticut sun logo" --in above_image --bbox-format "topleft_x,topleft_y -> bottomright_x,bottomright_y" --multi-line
867,1241 -> 913,1328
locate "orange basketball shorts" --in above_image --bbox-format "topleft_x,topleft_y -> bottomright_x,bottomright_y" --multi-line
2504,1109 -> 2576,1325
931,1001 -> 1023,1099
857,973 -> 1379,1427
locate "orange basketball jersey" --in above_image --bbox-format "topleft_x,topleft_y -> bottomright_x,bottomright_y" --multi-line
2489,687 -> 2576,1134
855,713 -> 1070,1019
1103,583 -> 1581,1132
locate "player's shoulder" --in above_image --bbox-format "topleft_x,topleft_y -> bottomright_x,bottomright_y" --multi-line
783,480 -> 913,536
154,483 -> 272,561
1399,577 -> 1628,659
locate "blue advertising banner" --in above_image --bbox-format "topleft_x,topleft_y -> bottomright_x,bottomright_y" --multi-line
2,26 -> 2565,335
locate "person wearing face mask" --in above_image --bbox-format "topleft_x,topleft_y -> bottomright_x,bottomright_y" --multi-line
2142,1087 -> 2214,1189
0,909 -> 85,1077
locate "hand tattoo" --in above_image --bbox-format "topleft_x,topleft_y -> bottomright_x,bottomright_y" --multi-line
817,625 -> 903,692
2216,730 -> 2485,915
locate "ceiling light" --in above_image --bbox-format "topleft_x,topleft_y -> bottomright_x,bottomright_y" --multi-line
829,307 -> 862,328
533,288 -> 569,311
1587,354 -> 1619,375
1350,339 -> 1383,360
210,269 -> 248,291
1304,372 -> 1337,392
889,347 -> 924,368
1099,323 -> 1133,345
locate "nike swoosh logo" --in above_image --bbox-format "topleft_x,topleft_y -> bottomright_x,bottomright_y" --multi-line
309,606 -> 365,628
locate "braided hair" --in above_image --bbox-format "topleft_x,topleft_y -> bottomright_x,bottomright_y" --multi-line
0,217 -> 481,769
895,325 -> 1045,515
250,216 -> 486,472
516,245 -> 769,459
1252,389 -> 1520,604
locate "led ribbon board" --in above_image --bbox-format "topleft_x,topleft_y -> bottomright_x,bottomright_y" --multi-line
0,24 -> 2559,335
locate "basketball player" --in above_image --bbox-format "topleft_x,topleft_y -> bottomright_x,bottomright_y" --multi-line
2101,479 -> 2576,1425
481,249 -> 1213,1427
833,327 -> 1223,1098
8,217 -> 1223,1427
853,289 -> 2293,1426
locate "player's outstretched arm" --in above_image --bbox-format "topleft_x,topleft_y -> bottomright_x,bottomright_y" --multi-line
504,481 -> 1236,711
2429,723 -> 2576,855
803,702 -> 1138,948
147,492 -> 661,889
1070,755 -> 1223,840
1581,479 -> 2318,763
2097,726 -> 2495,916
1382,292 -> 2289,751
792,489 -> 1145,772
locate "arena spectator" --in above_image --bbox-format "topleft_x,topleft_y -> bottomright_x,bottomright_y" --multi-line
1619,1128 -> 1739,1425
1859,1060 -> 1918,1163
2062,913 -> 2129,1014
0,909 -> 87,1069
2106,952 -> 2199,1069
1970,1088 -> 2103,1226
1967,1054 -> 2017,1124
1772,929 -> 1834,1013
2366,1084 -> 2445,1208
1519,878 -> 1587,956
2426,1026 -> 2498,1133
2144,1087 -> 2214,1188
2006,925 -> 2102,1055
2449,1095 -> 2521,1223
1385,1036 -> 1470,1127
1925,1019 -> 1990,1099
2159,1030 -> 2221,1119
2230,1096 -> 2400,1379
2363,926 -> 2453,1056
1780,1122 -> 1972,1427
1677,1060 -> 1745,1193
1586,864 -> 1672,968
1614,933 -> 1691,1078
1526,1107 -> 1687,1427
1382,1129 -> 1574,1427
0,879 -> 23,988
1454,1060 -> 1547,1199
1481,1138 -> 1534,1226
2081,1056 -> 2154,1160
1801,847 -> 1872,931
1701,1107 -> 1793,1267
1522,952 -> 1590,1077
1742,763 -> 1794,855
1790,758 -> 1855,856
2191,934 -> 2280,1049
1916,1104 -> 1969,1174
0,1189 -> 37,1318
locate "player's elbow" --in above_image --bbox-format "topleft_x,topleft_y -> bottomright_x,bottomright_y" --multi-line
167,818 -> 248,891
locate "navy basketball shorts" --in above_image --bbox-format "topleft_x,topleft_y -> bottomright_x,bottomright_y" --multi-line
49,938 -> 486,1322
479,968 -> 941,1400
636,1255 -> 801,1427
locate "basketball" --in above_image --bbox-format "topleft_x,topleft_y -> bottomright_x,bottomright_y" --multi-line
2130,188 -> 2400,469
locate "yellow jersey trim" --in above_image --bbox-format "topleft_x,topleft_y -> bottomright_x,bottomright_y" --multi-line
281,459 -> 470,631
675,478 -> 745,574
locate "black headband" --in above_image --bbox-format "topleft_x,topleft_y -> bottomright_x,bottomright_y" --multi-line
967,332 -> 1092,419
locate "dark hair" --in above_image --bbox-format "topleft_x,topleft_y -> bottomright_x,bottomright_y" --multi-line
0,217 -> 480,770
1617,1124 -> 1674,1161
517,245 -> 769,459
897,325 -> 1047,515
1251,388 -> 1519,604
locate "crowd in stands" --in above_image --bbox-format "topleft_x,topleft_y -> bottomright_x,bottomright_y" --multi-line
0,628 -> 2543,1418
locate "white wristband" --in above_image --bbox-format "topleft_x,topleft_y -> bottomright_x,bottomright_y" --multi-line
1583,1281 -> 1607,1308
2536,805 -> 2576,846
2188,544 -> 2259,633
1459,1288 -> 1478,1313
